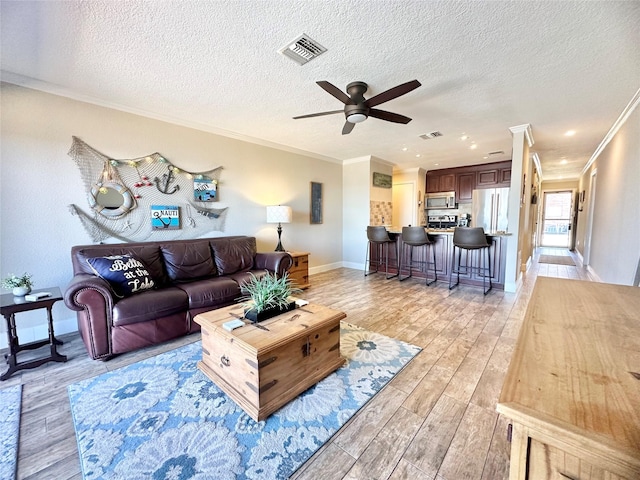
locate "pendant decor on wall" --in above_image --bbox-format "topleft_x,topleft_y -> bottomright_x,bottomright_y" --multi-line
68,137 -> 228,243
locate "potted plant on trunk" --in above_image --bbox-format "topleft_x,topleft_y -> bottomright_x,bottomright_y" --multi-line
239,272 -> 301,322
2,272 -> 34,296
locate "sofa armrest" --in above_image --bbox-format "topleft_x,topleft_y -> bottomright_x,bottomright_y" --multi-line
64,274 -> 116,359
254,252 -> 293,277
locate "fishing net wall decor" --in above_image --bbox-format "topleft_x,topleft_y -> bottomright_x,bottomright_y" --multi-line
68,136 -> 228,243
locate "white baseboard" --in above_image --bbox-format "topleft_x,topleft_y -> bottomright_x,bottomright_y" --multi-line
0,317 -> 78,350
309,262 -> 344,275
340,261 -> 365,271
585,265 -> 603,283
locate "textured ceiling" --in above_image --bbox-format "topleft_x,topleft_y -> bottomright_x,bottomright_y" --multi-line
2,0 -> 639,180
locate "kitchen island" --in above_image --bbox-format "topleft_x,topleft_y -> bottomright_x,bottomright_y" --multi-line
369,227 -> 510,290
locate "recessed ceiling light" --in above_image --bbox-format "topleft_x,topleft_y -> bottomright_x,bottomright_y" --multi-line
560,159 -> 568,165
470,144 -> 478,150
483,156 -> 488,159
460,135 -> 468,141
416,154 -> 421,158
401,147 -> 408,151
434,163 -> 439,166
565,130 -> 576,136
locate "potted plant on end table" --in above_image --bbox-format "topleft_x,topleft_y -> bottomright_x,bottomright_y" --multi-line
2,273 -> 34,296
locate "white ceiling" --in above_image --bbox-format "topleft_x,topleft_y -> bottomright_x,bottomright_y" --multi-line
2,1 -> 639,180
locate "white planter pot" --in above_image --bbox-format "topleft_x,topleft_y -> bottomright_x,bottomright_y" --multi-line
12,286 -> 31,296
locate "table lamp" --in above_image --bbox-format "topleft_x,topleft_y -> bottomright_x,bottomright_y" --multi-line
266,205 -> 292,252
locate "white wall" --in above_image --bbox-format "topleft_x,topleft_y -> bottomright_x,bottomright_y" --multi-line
0,83 -> 344,345
342,157 -> 371,269
576,96 -> 640,285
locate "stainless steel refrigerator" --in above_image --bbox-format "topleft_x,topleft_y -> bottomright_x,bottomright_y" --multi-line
472,188 -> 510,232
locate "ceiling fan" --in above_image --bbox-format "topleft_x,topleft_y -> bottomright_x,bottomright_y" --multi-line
293,79 -> 421,135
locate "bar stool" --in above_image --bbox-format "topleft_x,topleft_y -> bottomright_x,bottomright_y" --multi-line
449,227 -> 493,295
364,226 -> 398,279
398,226 -> 437,285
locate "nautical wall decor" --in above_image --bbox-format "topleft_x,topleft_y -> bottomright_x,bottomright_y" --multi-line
68,137 -> 228,243
151,205 -> 180,230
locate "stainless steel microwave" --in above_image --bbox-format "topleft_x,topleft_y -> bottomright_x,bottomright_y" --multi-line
425,191 -> 456,209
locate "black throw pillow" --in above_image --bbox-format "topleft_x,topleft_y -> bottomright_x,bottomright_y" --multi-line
86,254 -> 155,298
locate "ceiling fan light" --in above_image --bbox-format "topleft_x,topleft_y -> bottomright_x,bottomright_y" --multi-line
347,113 -> 367,123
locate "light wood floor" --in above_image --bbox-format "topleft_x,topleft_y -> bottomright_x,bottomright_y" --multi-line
3,247 -> 595,480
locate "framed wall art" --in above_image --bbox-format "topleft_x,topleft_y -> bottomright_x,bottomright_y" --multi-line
151,205 -> 180,230
372,172 -> 392,188
310,182 -> 323,224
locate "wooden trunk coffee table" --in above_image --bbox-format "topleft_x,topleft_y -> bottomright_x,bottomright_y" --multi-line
194,303 -> 346,421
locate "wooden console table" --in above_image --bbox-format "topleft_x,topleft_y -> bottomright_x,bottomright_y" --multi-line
497,278 -> 640,479
1,287 -> 67,380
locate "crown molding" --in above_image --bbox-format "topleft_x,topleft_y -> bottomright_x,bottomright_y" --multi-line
1,71 -> 342,165
342,155 -> 373,165
531,152 -> 543,179
509,124 -> 534,147
581,87 -> 640,176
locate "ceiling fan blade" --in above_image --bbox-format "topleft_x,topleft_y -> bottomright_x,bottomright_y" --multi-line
342,121 -> 355,135
293,110 -> 344,119
369,108 -> 412,124
317,81 -> 355,105
365,80 -> 421,108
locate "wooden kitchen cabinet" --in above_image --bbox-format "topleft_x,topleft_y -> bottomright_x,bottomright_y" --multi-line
499,166 -> 511,185
426,173 -> 455,193
477,168 -> 499,187
497,278 -> 640,480
456,172 -> 476,202
426,161 -> 511,200
287,251 -> 310,289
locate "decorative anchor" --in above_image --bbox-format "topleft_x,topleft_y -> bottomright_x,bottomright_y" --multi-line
153,212 -> 171,229
154,166 -> 180,195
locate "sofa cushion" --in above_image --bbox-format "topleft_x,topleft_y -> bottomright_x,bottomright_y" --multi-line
228,269 -> 269,288
176,277 -> 241,310
86,254 -> 155,298
161,241 -> 217,282
210,237 -> 257,275
75,245 -> 168,285
112,287 -> 189,326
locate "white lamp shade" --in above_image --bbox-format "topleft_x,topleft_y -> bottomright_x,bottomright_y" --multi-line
266,205 -> 292,224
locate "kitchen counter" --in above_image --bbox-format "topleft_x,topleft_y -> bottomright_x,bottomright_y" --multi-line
386,227 -> 512,236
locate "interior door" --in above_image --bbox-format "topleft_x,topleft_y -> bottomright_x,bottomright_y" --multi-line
392,182 -> 415,227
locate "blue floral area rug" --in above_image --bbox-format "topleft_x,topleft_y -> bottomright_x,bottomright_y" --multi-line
0,384 -> 22,480
68,322 -> 421,480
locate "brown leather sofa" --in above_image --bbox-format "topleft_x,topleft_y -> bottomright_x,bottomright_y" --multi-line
64,236 -> 292,360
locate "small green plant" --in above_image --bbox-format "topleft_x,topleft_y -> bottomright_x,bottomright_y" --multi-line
2,272 -> 34,289
239,272 -> 301,314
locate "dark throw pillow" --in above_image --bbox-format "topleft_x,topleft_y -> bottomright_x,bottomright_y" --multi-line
86,254 -> 155,298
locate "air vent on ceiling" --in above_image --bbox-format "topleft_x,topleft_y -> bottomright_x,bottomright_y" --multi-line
488,150 -> 505,156
419,131 -> 443,140
279,34 -> 327,65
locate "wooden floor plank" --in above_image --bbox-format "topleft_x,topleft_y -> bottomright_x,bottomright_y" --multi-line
402,394 -> 467,478
342,406 -> 424,480
437,403 -> 498,480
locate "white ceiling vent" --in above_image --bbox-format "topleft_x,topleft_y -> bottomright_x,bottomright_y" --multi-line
279,34 -> 327,65
419,131 -> 443,140
488,150 -> 505,156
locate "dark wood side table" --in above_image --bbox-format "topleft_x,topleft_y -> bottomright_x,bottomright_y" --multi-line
0,287 -> 67,380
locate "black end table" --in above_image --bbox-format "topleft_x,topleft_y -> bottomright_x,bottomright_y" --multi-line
1,287 -> 67,380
